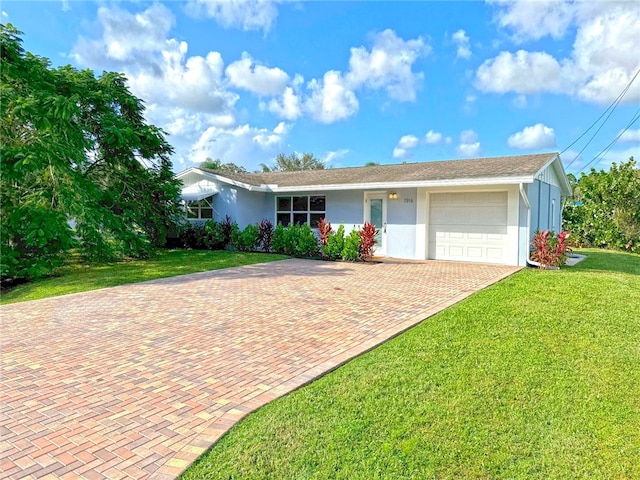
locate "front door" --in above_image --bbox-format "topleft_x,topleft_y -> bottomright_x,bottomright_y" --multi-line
364,192 -> 387,256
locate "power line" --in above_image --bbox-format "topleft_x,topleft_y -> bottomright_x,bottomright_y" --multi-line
562,67 -> 640,169
573,107 -> 640,172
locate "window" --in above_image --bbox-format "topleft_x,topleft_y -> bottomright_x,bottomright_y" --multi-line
276,195 -> 326,227
186,196 -> 214,219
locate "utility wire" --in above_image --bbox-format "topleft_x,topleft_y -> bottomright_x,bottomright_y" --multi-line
563,67 -> 640,169
573,107 -> 640,172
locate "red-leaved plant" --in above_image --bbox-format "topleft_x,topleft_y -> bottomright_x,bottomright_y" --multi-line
317,218 -> 332,246
358,222 -> 379,262
531,230 -> 571,269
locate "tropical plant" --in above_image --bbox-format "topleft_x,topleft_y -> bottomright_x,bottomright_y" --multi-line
317,218 -> 332,247
358,222 -> 378,261
258,220 -> 274,252
530,230 -> 571,269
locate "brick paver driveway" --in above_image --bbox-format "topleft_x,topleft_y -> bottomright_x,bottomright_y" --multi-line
1,258 -> 519,479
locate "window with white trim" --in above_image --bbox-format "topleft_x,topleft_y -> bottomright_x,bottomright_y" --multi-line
186,196 -> 214,219
276,195 -> 326,227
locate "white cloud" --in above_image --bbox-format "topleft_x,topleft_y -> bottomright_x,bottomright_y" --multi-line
72,5 -> 237,115
189,122 -> 291,169
71,4 -> 293,171
72,4 -> 175,73
346,29 -> 430,101
392,147 -> 408,159
322,149 -> 350,165
424,130 -> 447,145
186,0 -> 281,32
513,95 -> 527,108
475,50 -> 563,95
266,86 -> 302,120
305,71 -> 359,123
398,134 -> 419,149
392,134 -> 420,159
480,2 -> 640,105
618,128 -> 640,143
451,29 -> 471,59
490,0 -> 575,42
507,123 -> 557,149
2,10 -> 9,17
457,129 -> 481,157
225,53 -> 290,96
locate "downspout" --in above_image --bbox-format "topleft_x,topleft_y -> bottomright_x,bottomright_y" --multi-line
520,183 -> 536,268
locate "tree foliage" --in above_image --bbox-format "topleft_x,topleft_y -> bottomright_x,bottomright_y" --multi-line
0,24 -> 182,281
563,157 -> 639,253
199,158 -> 248,174
261,152 -> 325,172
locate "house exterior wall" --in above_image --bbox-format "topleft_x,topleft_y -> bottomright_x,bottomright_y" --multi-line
530,179 -> 562,234
235,189 -> 270,227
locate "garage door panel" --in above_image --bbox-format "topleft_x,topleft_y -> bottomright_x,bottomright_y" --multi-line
431,225 -> 507,236
429,192 -> 509,264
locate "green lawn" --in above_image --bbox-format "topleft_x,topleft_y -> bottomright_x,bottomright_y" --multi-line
181,249 -> 640,480
0,249 -> 287,305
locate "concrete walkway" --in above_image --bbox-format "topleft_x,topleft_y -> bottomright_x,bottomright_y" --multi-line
1,259 -> 519,479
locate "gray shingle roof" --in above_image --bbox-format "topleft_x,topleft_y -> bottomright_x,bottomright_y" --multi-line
201,152 -> 559,188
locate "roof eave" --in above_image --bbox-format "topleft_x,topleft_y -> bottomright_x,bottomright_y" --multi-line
175,168 -> 267,191
534,154 -> 573,196
265,175 -> 536,192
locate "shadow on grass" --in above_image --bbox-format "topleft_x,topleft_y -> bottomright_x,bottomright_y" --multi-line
566,249 -> 640,276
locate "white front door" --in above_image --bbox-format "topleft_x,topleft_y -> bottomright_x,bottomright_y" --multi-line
364,192 -> 387,256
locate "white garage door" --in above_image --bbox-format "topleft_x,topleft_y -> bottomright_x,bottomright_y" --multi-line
429,191 -> 508,264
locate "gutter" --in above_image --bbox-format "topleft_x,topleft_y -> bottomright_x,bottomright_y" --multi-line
520,182 -> 535,268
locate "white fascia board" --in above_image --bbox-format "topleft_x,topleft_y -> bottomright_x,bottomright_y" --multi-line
175,168 -> 265,191
265,176 -> 534,193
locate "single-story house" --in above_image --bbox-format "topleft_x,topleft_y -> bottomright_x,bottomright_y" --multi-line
175,152 -> 572,267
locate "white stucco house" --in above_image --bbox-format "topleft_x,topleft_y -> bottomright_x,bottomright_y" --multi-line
175,152 -> 572,267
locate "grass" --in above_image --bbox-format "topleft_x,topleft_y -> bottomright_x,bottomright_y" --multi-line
0,249 -> 287,305
181,249 -> 640,480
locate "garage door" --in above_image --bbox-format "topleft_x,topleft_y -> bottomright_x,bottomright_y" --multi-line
429,191 -> 508,264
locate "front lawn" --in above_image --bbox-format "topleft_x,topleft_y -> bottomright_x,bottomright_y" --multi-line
0,249 -> 287,305
182,249 -> 640,479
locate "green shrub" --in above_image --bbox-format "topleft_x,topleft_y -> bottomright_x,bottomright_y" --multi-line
272,223 -> 287,255
204,220 -> 226,250
178,222 -> 208,249
325,224 -> 345,260
342,229 -> 361,261
235,224 -> 260,252
293,223 -> 319,257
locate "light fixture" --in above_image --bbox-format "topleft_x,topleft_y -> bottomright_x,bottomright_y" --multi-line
389,192 -> 398,199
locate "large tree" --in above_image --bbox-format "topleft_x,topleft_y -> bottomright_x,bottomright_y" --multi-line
563,157 -> 639,253
199,158 -> 248,174
0,24 -> 182,281
260,152 -> 325,172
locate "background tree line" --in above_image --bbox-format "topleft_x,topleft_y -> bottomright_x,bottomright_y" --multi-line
563,157 -> 639,253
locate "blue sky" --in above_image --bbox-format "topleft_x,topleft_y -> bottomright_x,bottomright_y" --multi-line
3,1 -> 639,173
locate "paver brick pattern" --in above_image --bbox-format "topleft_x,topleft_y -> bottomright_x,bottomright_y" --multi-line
1,258 -> 519,479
